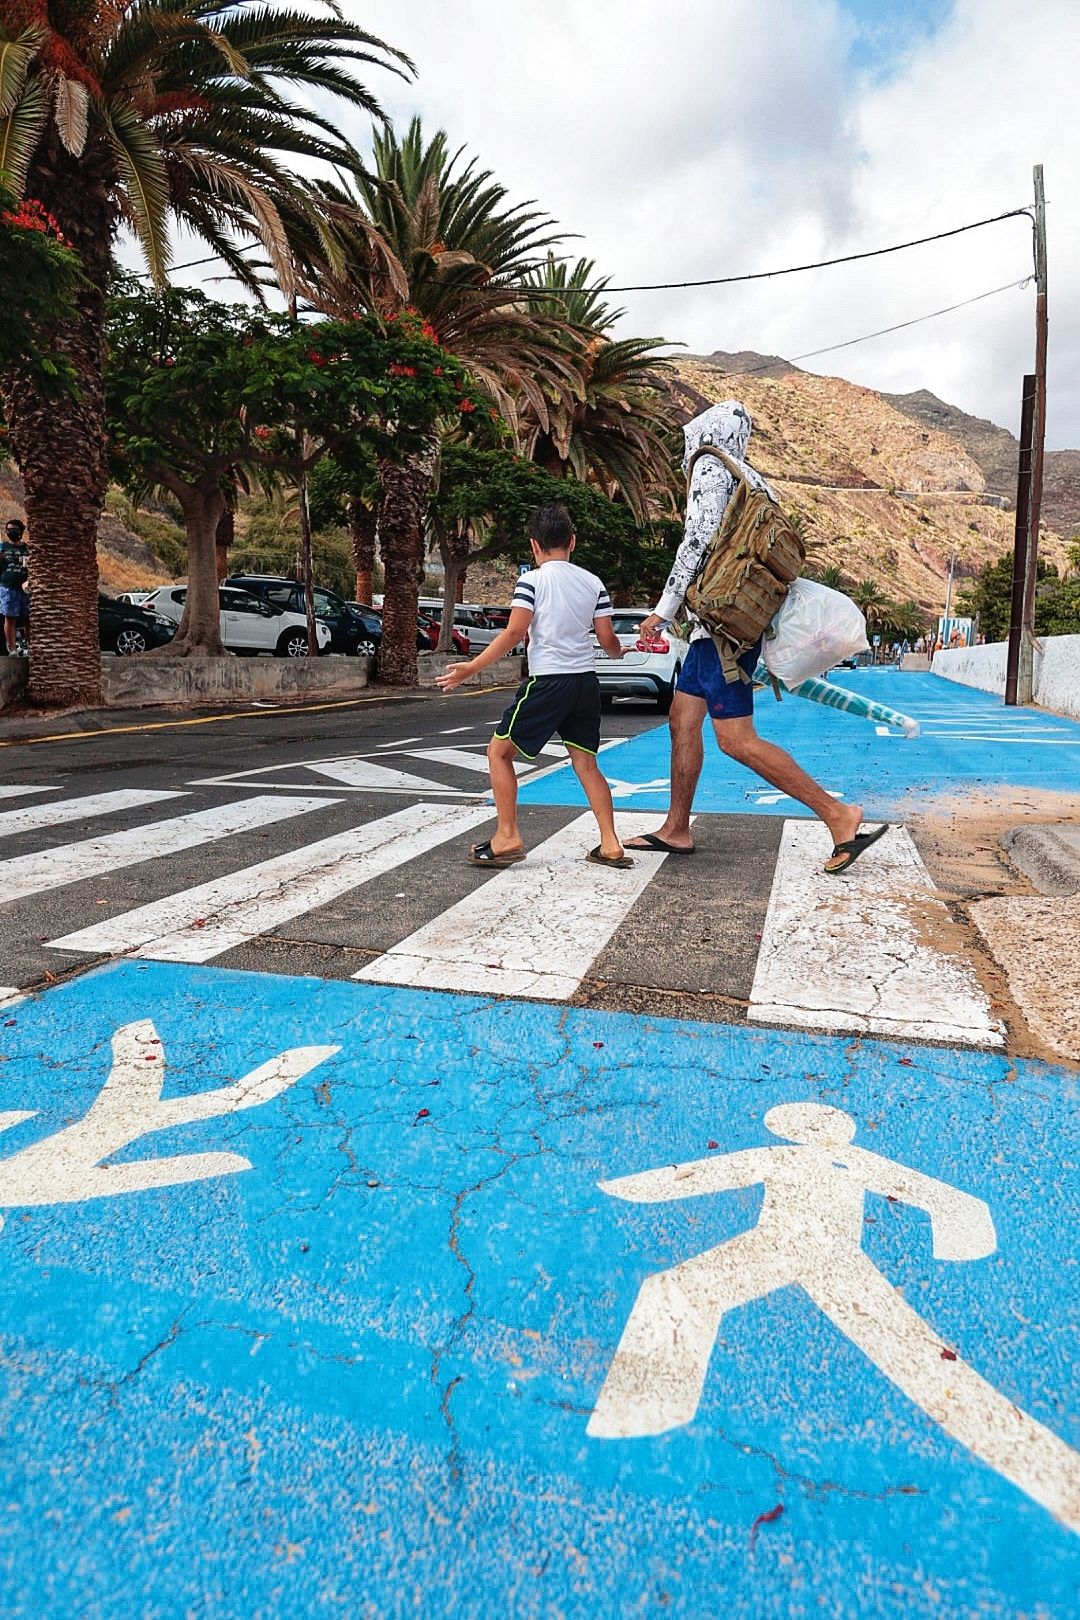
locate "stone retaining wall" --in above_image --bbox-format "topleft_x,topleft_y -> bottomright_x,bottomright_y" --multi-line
417,653 -> 525,689
0,653 -> 371,712
931,634 -> 1080,721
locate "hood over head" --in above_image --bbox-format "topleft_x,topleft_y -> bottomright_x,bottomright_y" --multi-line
681,400 -> 753,474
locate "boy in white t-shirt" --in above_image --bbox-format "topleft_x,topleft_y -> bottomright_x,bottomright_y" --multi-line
437,504 -> 632,868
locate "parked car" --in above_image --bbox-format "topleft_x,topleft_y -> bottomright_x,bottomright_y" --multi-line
418,600 -> 506,651
418,613 -> 471,656
98,594 -> 176,655
592,609 -> 689,712
226,575 -> 380,657
116,589 -> 153,607
144,583 -> 331,657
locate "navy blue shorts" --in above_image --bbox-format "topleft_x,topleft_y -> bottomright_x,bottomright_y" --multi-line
495,671 -> 601,758
675,637 -> 761,719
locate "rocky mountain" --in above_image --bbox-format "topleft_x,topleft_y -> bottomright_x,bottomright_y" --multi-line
670,352 -> 1071,613
0,461 -> 172,596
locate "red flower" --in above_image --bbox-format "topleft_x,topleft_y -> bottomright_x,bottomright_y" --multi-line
421,321 -> 439,342
459,399 -> 476,414
254,426 -> 271,439
433,367 -> 443,377
388,362 -> 417,377
307,349 -> 325,366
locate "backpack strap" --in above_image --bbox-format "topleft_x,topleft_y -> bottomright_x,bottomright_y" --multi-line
685,442 -> 748,495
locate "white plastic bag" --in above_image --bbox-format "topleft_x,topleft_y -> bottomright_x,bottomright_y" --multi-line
763,578 -> 869,686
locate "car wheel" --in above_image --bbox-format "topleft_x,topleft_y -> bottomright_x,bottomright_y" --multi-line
356,638 -> 378,658
276,630 -> 309,658
115,626 -> 148,656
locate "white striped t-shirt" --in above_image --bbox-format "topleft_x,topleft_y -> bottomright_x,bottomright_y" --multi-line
512,560 -> 613,675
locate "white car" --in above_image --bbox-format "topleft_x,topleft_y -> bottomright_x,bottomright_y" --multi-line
418,601 -> 510,652
144,583 -> 332,657
593,609 -> 690,712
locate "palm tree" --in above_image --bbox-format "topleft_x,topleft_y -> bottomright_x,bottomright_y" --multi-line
520,256 -> 680,523
0,2 -> 409,707
813,562 -> 848,590
315,118 -> 583,682
851,577 -> 888,627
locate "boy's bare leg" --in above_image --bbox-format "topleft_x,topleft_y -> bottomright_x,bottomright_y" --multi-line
712,715 -> 863,846
485,736 -> 524,854
3,618 -> 16,654
569,748 -> 625,859
624,690 -> 704,852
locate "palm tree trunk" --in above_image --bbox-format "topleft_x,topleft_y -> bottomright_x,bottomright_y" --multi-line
348,497 -> 377,604
158,482 -> 228,657
377,442 -> 439,686
3,133 -> 114,709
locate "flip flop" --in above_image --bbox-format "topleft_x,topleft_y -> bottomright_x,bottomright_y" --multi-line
587,846 -> 635,870
469,840 -> 526,868
824,823 -> 889,875
623,833 -> 695,855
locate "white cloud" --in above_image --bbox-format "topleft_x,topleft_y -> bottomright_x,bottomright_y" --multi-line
342,0 -> 1078,448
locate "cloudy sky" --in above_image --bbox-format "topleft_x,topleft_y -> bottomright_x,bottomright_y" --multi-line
327,0 -> 1077,450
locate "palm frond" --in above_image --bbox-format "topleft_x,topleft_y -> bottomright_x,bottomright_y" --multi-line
0,70 -> 46,194
53,75 -> 90,157
0,23 -> 44,120
104,101 -> 171,284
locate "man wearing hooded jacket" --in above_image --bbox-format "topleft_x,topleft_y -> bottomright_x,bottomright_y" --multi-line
625,401 -> 886,874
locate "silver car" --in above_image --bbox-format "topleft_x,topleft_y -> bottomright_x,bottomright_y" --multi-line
592,609 -> 690,712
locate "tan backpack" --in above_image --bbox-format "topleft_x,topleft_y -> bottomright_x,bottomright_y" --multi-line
683,445 -> 805,682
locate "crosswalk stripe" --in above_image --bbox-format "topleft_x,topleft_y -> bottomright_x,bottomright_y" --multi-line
296,757 -> 468,794
747,820 -> 1004,1047
0,786 -> 61,800
404,746 -> 530,776
0,795 -> 335,906
355,812 -> 670,1000
50,803 -> 493,964
0,788 -> 182,840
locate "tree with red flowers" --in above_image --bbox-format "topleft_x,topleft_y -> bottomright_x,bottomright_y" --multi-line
106,283 -> 482,656
0,186 -> 80,386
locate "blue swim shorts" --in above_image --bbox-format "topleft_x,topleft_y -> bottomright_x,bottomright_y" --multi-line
675,636 -> 762,720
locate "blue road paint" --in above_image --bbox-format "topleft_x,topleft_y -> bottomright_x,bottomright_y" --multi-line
519,670 -> 1080,815
0,961 -> 1077,1616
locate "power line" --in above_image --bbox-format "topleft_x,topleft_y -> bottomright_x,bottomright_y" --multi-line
783,277 -> 1032,366
538,207 -> 1032,295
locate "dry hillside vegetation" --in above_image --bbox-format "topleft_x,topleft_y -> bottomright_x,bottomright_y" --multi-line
671,355 -> 1069,612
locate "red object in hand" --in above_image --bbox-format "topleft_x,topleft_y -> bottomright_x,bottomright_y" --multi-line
636,634 -> 669,654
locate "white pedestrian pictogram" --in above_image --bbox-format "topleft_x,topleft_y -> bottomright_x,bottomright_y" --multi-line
0,1019 -> 338,1226
589,1103 -> 1080,1533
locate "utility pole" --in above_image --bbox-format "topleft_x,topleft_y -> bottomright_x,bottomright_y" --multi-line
1005,375 -> 1036,706
1019,164 -> 1048,703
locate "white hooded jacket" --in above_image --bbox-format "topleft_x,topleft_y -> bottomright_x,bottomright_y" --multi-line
654,400 -> 777,638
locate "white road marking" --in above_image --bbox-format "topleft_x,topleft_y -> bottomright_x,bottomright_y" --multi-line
377,736 -> 423,748
440,726 -> 475,735
0,788 -> 182,841
51,803 -> 492,963
748,820 -> 1003,1046
0,1020 -> 337,1220
293,757 -> 468,794
356,811 -> 675,1000
0,988 -> 24,1009
588,1103 -> 1080,1535
405,745 -> 530,776
0,786 -> 61,800
0,796 -> 334,905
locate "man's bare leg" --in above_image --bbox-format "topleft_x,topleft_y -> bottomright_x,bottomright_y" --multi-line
712,715 -> 863,846
569,748 -> 625,860
484,736 -> 524,854
624,690 -> 705,852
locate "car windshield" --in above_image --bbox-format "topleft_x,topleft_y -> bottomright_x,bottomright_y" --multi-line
610,614 -> 646,636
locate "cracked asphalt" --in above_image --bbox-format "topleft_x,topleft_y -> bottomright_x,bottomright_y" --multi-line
0,682 -> 1077,1616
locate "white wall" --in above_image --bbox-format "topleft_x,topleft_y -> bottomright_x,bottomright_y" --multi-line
932,635 -> 1080,721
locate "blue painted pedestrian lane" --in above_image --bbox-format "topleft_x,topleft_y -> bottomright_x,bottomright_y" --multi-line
1,962 -> 1077,1616
520,670 -> 1080,814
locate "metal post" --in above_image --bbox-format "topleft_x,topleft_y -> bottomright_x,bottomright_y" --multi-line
942,549 -> 956,646
1005,375 -> 1037,706
1019,164 -> 1048,702
287,290 -> 319,658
